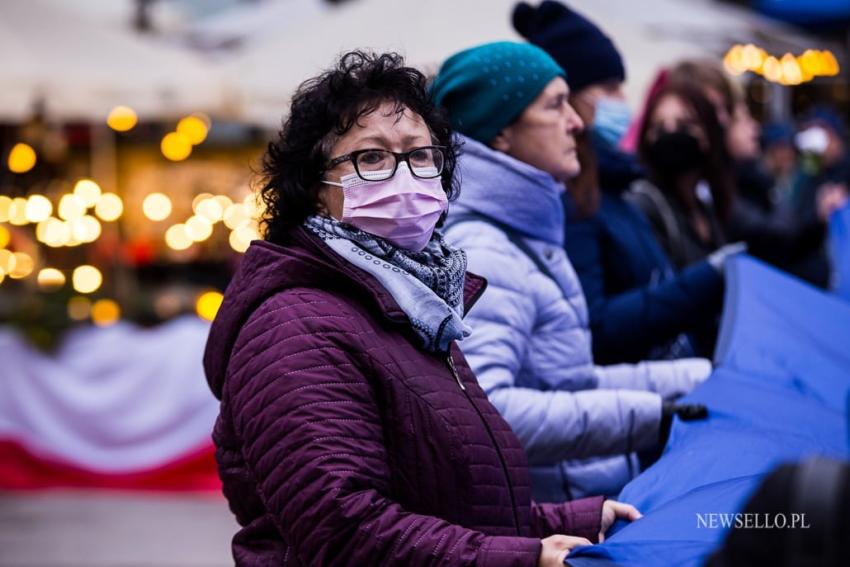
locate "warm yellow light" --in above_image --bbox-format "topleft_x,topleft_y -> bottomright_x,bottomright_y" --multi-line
37,268 -> 65,290
229,225 -> 259,253
723,45 -> 747,76
0,249 -> 16,273
38,218 -> 72,247
213,195 -> 233,212
71,215 -> 102,243
195,290 -> 224,322
762,56 -> 782,83
165,223 -> 193,250
185,215 -> 213,242
91,298 -> 121,326
796,55 -> 814,82
161,132 -> 192,161
106,106 -> 138,132
195,198 -> 224,222
0,225 -> 9,248
223,203 -> 251,229
67,296 -> 92,321
72,265 -> 102,294
58,194 -> 86,221
94,193 -> 123,221
742,44 -> 764,71
73,179 -> 102,207
780,53 -> 803,85
9,252 -> 34,279
8,197 -> 29,225
177,115 -> 209,145
821,50 -> 840,76
191,192 -> 214,211
799,49 -> 822,77
8,143 -> 36,173
25,194 -> 53,223
142,192 -> 172,221
0,196 -> 11,222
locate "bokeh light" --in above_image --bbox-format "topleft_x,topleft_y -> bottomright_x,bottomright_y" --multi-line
70,215 -> 102,243
195,198 -> 224,223
177,115 -> 209,145
72,265 -> 103,294
9,252 -> 34,279
0,196 -> 11,222
229,225 -> 259,253
185,215 -> 213,242
94,193 -> 123,221
165,224 -> 193,250
106,106 -> 138,132
7,143 -> 37,173
92,299 -> 121,327
67,296 -> 92,321
0,249 -> 17,273
161,132 -> 193,161
223,203 -> 251,230
25,194 -> 53,223
195,290 -> 223,322
58,194 -> 86,221
0,225 -> 9,248
37,268 -> 66,291
8,197 -> 29,225
142,193 -> 172,221
73,179 -> 102,207
38,218 -> 72,247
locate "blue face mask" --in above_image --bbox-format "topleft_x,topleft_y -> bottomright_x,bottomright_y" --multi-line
593,98 -> 632,148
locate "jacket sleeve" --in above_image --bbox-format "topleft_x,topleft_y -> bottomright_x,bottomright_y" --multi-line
530,497 -> 605,542
594,358 -> 713,400
447,229 -> 662,465
225,293 -> 542,567
565,217 -> 723,362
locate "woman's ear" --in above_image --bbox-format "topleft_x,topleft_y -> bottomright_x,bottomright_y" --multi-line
490,128 -> 512,153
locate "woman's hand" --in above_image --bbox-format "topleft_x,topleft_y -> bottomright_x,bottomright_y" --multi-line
538,534 -> 592,566
599,500 -> 642,542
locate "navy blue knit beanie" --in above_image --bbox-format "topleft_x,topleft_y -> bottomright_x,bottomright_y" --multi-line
512,1 -> 625,92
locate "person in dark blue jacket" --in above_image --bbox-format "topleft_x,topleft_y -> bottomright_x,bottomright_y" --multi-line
512,1 -> 733,363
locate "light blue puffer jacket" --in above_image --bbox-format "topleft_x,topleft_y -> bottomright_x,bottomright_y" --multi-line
443,136 -> 712,501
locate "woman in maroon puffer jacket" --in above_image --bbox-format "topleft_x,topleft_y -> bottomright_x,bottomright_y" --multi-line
203,50 -> 641,567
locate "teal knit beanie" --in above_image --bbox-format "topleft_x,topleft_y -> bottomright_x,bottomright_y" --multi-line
430,41 -> 566,144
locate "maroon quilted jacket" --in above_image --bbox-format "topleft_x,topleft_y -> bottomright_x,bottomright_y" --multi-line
203,227 -> 604,566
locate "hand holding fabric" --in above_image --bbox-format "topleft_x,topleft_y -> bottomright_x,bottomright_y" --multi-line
537,534 -> 592,567
599,500 -> 642,542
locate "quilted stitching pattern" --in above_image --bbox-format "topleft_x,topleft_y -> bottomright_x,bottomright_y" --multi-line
203,229 -> 604,566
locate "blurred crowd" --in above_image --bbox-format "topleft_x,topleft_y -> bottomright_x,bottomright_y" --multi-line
199,1 -> 850,564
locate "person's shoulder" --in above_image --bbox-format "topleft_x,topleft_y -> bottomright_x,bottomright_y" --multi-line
228,287 -> 370,367
443,219 -> 512,251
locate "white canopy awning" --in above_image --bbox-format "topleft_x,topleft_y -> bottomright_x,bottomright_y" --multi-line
0,0 -> 227,122
213,0 -> 839,127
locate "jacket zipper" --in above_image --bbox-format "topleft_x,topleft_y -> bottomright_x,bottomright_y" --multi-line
446,354 -> 465,390
446,350 -> 522,535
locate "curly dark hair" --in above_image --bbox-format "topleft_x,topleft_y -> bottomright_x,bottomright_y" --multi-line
258,50 -> 461,244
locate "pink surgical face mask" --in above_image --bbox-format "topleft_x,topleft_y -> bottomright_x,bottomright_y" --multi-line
324,162 -> 448,252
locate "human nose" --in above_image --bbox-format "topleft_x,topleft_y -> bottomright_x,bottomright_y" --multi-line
565,101 -> 584,134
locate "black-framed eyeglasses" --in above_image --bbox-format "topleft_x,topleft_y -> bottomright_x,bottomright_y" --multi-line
325,145 -> 445,182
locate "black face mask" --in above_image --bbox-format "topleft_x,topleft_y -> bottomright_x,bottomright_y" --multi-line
645,130 -> 705,177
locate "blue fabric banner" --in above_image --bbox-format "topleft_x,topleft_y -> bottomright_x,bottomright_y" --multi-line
830,204 -> 850,301
568,255 -> 850,566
